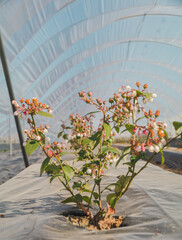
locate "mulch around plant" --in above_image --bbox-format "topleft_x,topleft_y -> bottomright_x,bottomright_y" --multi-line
63,211 -> 124,230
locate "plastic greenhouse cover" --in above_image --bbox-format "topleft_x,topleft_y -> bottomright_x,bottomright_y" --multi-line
0,158 -> 182,240
1,0 -> 182,139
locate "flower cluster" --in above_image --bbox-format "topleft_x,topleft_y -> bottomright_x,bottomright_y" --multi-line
42,141 -> 65,158
12,98 -> 52,117
68,113 -> 94,140
78,83 -> 157,128
24,123 -> 50,143
78,91 -> 109,115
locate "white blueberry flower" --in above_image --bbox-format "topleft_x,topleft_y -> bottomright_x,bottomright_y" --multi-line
161,138 -> 166,145
151,121 -> 158,130
126,85 -> 131,91
152,93 -> 157,98
14,111 -> 19,116
43,129 -> 48,133
163,123 -> 167,129
23,142 -> 27,147
36,135 -> 41,141
149,98 -> 154,103
158,142 -> 163,149
12,100 -> 17,105
57,143 -> 62,148
154,145 -> 160,153
86,168 -> 92,174
48,109 -> 53,114
132,90 -> 137,97
113,157 -> 119,163
14,103 -> 19,108
148,145 -> 155,152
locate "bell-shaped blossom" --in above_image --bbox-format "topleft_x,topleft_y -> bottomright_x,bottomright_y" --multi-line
148,145 -> 155,152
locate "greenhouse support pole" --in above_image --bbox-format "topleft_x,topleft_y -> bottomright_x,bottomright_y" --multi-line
9,113 -> 12,156
0,33 -> 29,167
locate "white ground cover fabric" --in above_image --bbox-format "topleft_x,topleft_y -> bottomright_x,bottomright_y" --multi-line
0,161 -> 182,240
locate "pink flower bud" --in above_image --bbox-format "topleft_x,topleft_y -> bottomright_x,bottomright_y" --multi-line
87,91 -> 92,97
133,127 -> 137,133
143,130 -> 147,135
141,144 -> 145,152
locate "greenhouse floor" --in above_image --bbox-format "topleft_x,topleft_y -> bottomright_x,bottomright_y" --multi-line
0,156 -> 182,240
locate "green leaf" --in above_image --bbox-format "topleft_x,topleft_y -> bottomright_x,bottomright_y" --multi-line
82,137 -> 92,146
160,148 -> 165,165
57,131 -> 63,138
94,200 -> 100,206
37,111 -> 53,118
136,90 -> 153,100
82,131 -> 102,149
173,121 -> 182,132
114,126 -> 120,133
93,192 -> 99,199
115,175 -> 131,197
50,173 -> 63,183
46,164 -> 60,174
162,129 -> 168,140
72,181 -> 82,189
143,92 -> 153,100
61,196 -> 76,204
102,146 -> 120,155
62,165 -> 74,182
84,111 -> 100,116
82,196 -> 91,204
136,90 -> 143,96
26,140 -> 40,156
125,124 -> 135,134
103,122 -> 111,138
63,134 -> 68,140
106,193 -> 117,208
75,194 -> 82,203
40,157 -> 51,176
82,189 -> 92,193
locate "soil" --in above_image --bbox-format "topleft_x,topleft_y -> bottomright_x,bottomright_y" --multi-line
63,211 -> 124,231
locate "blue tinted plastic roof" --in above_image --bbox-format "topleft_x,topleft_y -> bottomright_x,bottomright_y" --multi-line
0,0 -> 182,139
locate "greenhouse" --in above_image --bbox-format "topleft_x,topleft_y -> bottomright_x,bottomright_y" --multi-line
0,0 -> 182,239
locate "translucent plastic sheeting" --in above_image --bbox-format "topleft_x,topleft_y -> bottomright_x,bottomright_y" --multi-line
0,159 -> 182,240
1,0 -> 182,139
